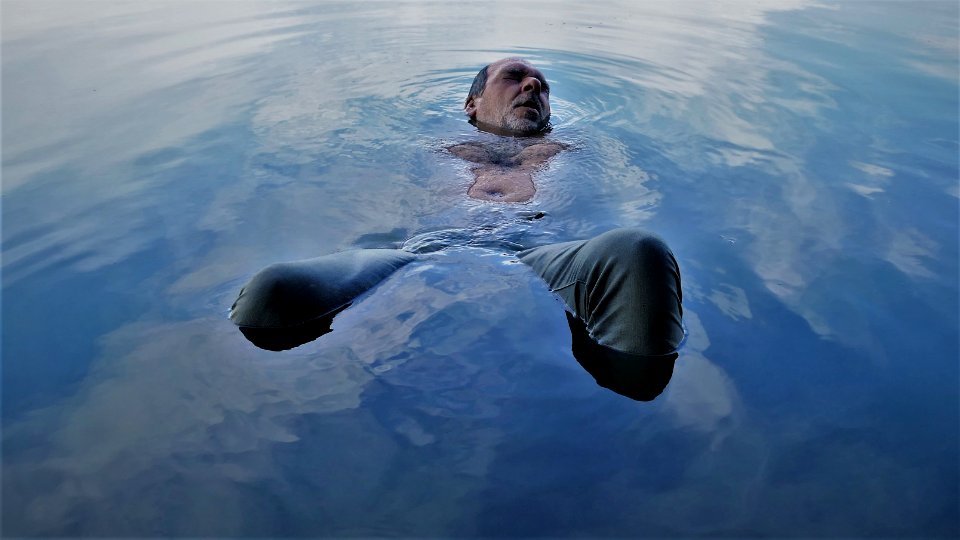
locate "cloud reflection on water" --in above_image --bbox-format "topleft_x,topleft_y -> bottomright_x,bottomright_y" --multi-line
3,0 -> 958,536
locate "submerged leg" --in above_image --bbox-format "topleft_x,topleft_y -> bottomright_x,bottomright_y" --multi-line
518,228 -> 684,357
230,249 -> 416,351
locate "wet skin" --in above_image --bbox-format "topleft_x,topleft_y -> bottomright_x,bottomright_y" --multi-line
449,140 -> 565,202
452,59 -> 567,203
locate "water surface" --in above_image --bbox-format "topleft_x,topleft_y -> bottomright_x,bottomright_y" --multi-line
3,1 -> 958,536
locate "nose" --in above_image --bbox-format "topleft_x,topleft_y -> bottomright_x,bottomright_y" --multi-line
521,76 -> 541,94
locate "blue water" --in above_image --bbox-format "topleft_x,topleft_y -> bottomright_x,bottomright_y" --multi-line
3,1 -> 958,536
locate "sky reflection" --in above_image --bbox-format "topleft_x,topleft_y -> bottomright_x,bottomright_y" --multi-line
3,0 -> 957,536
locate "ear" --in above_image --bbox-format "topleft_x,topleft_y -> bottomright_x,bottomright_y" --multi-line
464,96 -> 479,119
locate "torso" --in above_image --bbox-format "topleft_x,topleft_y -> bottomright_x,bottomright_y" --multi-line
449,139 -> 565,203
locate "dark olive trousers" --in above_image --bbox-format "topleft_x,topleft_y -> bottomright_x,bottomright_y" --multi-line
230,228 -> 683,355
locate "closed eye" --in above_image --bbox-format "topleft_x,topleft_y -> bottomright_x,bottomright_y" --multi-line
501,67 -> 549,92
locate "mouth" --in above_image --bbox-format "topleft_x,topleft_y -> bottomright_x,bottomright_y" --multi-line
513,99 -> 541,117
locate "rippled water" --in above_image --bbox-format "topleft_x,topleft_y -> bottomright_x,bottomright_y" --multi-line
3,1 -> 958,536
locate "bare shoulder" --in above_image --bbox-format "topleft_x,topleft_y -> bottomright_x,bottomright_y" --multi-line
517,141 -> 568,166
448,142 -> 492,163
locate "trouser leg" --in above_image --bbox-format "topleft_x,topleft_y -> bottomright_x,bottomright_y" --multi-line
518,228 -> 684,356
230,249 -> 416,350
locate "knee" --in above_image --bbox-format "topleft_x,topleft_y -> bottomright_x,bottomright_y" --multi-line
583,228 -> 684,355
231,262 -> 359,351
229,249 -> 416,330
592,228 -> 677,274
230,262 -> 324,329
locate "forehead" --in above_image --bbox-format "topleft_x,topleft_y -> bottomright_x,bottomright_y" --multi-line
490,60 -> 547,81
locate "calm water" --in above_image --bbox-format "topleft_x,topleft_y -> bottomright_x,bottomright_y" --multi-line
3,1 -> 958,536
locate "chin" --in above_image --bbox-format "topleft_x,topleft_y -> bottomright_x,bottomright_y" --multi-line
473,115 -> 547,137
503,118 -> 547,135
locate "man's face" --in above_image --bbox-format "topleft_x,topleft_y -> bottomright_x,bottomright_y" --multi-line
466,59 -> 551,135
